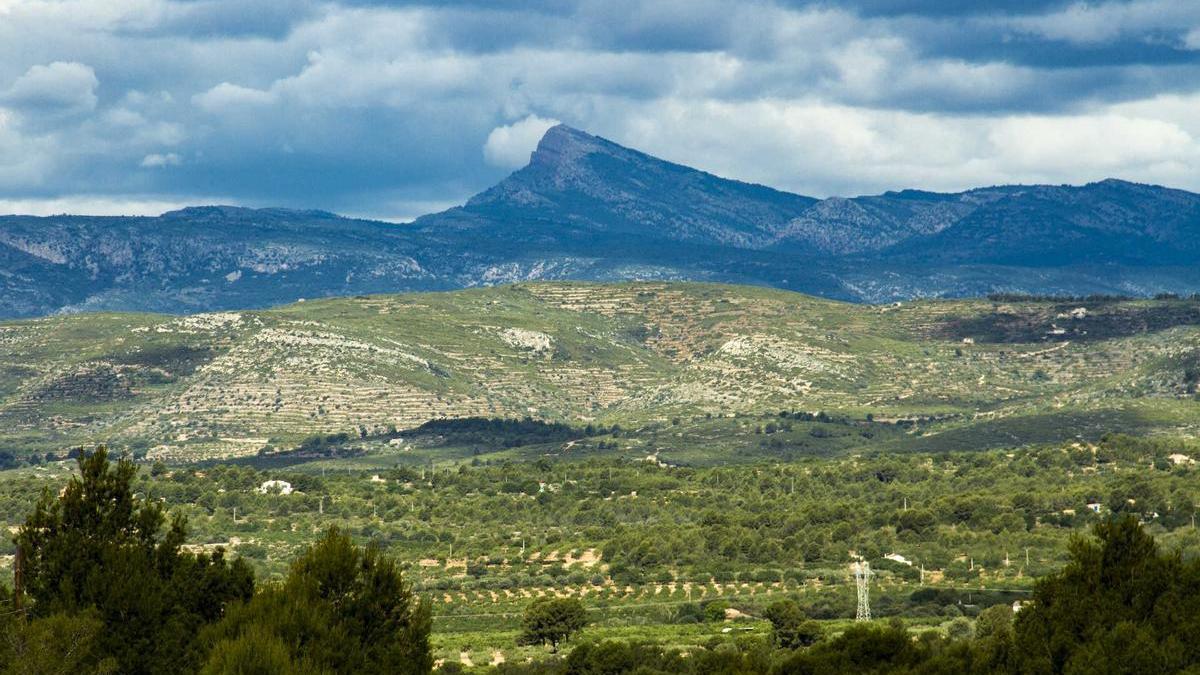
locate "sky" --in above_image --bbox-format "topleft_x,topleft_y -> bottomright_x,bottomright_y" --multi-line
2,0 -> 1200,220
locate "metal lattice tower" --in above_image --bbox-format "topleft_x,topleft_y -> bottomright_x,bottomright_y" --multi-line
853,561 -> 871,622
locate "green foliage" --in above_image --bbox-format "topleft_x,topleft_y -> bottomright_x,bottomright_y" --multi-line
703,600 -> 730,623
201,527 -> 431,674
492,519 -> 1200,674
946,616 -> 974,641
199,624 -> 320,675
895,509 -> 936,535
13,447 -> 254,674
4,435 -> 1200,672
777,623 -> 921,674
404,417 -> 599,448
0,609 -> 118,675
974,604 -> 1013,642
4,285 -> 1200,466
1013,515 -> 1200,674
519,597 -> 588,652
672,602 -> 706,624
519,638 -> 776,675
763,599 -> 821,649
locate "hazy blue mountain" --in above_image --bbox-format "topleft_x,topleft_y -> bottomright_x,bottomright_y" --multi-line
0,207 -> 437,317
2,124 -> 1199,317
881,179 -> 1200,266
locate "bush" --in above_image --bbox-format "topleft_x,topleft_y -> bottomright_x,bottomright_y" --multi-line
703,600 -> 729,623
764,599 -> 822,649
946,617 -> 974,641
674,603 -> 705,624
518,598 -> 588,653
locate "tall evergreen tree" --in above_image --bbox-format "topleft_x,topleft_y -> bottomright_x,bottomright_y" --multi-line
14,447 -> 254,674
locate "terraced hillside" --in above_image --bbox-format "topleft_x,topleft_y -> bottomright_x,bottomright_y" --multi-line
0,282 -> 1196,461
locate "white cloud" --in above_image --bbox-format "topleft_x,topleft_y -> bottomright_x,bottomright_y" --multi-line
581,95 -> 1200,197
2,61 -> 98,114
140,152 -> 182,168
193,82 -> 276,112
988,115 -> 1192,174
483,114 -> 560,168
0,105 -> 55,187
1007,1 -> 1200,45
0,195 -> 215,217
1185,27 -> 1200,50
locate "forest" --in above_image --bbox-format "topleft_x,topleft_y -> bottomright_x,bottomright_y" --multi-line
3,432 -> 1200,673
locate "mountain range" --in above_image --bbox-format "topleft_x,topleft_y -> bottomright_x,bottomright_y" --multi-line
3,124 -> 1200,318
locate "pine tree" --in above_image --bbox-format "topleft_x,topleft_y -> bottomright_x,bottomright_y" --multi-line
14,447 -> 254,674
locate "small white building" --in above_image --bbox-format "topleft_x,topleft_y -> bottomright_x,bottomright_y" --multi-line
884,553 -> 913,566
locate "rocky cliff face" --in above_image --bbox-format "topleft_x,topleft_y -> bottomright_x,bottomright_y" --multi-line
2,125 -> 1199,318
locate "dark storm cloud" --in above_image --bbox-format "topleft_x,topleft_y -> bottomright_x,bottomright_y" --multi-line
0,0 -> 1198,218
126,0 -> 321,39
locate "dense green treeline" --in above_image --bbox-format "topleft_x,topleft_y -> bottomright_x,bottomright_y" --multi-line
0,448 -> 430,674
11,448 -> 254,673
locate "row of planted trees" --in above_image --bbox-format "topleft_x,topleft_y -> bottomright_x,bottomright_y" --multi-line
1,448 -> 432,674
500,516 -> 1200,675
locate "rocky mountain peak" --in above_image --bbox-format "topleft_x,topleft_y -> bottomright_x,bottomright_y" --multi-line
528,124 -> 608,170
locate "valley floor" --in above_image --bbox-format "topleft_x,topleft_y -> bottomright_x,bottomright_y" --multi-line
2,433 -> 1198,670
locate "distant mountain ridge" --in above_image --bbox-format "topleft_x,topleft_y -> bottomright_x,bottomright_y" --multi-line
2,124 -> 1199,318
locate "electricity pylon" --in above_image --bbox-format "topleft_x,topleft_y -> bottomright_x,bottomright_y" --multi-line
853,561 -> 871,621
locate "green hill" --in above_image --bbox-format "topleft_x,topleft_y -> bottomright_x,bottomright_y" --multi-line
1,282 -> 1197,463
